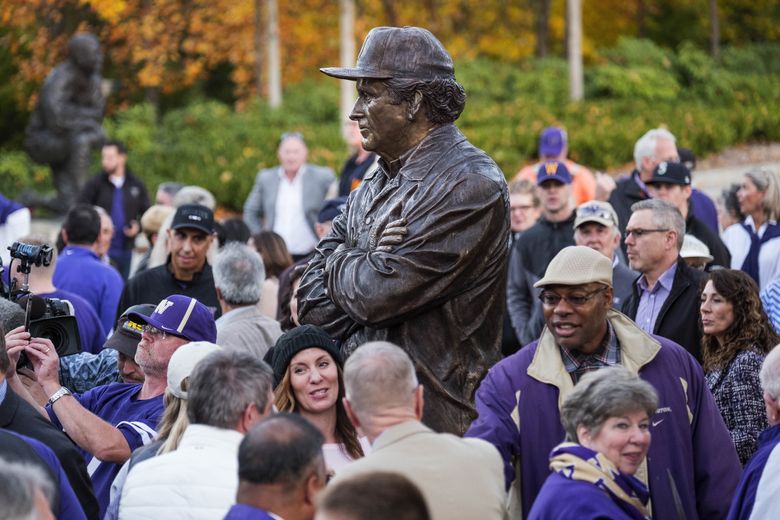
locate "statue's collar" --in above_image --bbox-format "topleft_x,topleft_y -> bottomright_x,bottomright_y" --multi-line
376,124 -> 464,181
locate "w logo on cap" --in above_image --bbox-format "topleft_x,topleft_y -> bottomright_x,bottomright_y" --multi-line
545,162 -> 560,175
156,299 -> 175,314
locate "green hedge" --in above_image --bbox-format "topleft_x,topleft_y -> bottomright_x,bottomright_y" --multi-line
2,39 -> 779,212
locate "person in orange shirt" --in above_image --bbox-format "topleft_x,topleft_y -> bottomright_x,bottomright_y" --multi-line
514,127 -> 596,205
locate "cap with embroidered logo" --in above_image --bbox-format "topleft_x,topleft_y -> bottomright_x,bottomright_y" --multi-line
536,160 -> 572,186
171,204 -> 214,234
127,295 -> 217,343
575,201 -> 619,229
647,161 -> 691,186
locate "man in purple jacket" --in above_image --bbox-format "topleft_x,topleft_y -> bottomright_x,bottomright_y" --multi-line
466,246 -> 740,519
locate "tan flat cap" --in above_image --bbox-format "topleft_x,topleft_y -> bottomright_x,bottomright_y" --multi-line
534,246 -> 613,288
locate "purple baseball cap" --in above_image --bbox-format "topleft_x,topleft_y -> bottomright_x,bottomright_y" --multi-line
127,295 -> 217,343
539,127 -> 567,158
537,160 -> 573,186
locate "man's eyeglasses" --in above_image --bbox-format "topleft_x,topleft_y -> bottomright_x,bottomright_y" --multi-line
511,205 -> 536,212
539,287 -> 606,307
624,228 -> 670,239
142,324 -> 169,340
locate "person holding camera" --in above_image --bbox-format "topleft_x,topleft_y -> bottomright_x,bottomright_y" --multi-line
5,294 -> 217,518
9,236 -> 106,355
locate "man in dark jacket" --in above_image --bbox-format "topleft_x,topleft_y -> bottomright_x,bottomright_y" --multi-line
646,160 -> 730,268
466,246 -> 740,520
78,140 -> 150,279
298,27 -> 509,435
117,204 -> 220,319
608,128 -> 679,251
507,160 -> 576,346
622,198 -> 706,361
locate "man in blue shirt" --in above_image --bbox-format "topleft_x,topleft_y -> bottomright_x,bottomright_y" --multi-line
53,204 -> 124,334
224,414 -> 327,520
7,294 -> 217,517
621,198 -> 706,362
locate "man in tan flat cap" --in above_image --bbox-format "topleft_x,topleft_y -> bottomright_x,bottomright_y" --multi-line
466,245 -> 740,520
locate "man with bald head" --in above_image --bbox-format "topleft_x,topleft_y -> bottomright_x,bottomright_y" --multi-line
336,341 -> 506,520
242,133 -> 335,260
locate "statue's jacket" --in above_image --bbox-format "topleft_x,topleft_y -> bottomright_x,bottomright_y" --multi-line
298,123 -> 510,434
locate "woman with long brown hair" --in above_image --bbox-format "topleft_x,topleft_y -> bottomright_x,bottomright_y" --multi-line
270,325 -> 367,474
700,269 -> 779,464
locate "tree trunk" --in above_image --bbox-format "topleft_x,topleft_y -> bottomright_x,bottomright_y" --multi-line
709,0 -> 720,60
380,0 -> 398,26
254,0 -> 264,98
532,0 -> 552,58
637,0 -> 646,38
266,0 -> 282,108
567,0 -> 583,101
339,0 -> 356,119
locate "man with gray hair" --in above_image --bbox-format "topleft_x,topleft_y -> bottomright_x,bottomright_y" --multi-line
607,128 -> 679,242
0,458 -> 56,520
214,242 -> 282,358
729,344 -> 780,519
621,198 -> 706,361
573,200 -> 637,307
336,341 -> 507,520
119,350 -> 275,519
466,245 -> 740,519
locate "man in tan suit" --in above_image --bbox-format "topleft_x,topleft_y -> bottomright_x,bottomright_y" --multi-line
336,342 -> 507,520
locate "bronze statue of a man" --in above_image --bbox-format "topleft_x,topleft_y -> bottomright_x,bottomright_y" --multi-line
24,32 -> 106,213
298,26 -> 509,434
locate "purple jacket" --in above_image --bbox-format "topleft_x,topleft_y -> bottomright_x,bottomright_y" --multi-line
528,472 -> 638,520
465,310 -> 740,520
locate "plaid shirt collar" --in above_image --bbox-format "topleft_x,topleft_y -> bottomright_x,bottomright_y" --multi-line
559,321 -> 621,384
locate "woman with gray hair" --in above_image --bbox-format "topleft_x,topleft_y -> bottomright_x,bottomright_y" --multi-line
721,168 -> 780,291
528,367 -> 658,520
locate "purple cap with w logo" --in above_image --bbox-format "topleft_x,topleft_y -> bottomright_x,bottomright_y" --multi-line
127,294 -> 217,343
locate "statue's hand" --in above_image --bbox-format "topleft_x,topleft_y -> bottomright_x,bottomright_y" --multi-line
375,218 -> 408,252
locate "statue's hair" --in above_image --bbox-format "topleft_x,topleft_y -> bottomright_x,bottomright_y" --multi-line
384,77 -> 466,124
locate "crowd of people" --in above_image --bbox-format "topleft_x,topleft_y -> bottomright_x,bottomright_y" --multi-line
3,25 -> 780,520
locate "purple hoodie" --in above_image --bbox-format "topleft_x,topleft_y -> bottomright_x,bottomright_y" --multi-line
465,310 -> 740,520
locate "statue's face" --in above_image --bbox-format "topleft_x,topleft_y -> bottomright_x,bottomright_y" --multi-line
71,38 -> 102,74
350,79 -> 412,162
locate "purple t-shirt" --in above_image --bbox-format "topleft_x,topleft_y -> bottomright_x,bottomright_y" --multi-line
47,382 -> 163,518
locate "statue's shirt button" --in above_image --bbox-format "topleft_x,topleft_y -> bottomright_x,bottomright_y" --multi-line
365,217 -> 372,225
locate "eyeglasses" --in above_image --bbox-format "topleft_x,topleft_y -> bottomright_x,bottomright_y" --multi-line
539,287 -> 606,307
511,205 -> 536,212
577,204 -> 616,224
624,228 -> 669,239
142,324 -> 169,341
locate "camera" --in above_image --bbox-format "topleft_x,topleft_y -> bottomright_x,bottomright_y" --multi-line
8,241 -> 53,268
15,294 -> 82,369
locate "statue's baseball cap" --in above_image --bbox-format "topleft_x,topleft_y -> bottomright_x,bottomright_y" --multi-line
320,26 -> 454,81
534,246 -> 613,288
127,295 -> 217,343
536,160 -> 573,186
104,303 -> 156,357
171,204 -> 214,235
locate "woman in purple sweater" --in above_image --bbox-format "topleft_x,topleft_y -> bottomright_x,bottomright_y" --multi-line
528,367 -> 658,520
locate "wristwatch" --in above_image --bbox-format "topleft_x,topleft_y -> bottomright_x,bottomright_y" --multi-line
47,386 -> 72,406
